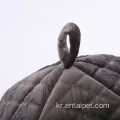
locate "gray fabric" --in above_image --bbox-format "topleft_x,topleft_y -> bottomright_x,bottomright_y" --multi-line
0,54 -> 120,120
58,23 -> 80,69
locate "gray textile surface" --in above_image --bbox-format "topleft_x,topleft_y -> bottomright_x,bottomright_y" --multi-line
0,54 -> 120,120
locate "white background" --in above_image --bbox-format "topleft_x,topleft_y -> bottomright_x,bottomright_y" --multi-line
0,0 -> 120,98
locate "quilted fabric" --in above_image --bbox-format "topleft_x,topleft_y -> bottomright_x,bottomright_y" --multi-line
0,54 -> 120,120
0,22 -> 120,120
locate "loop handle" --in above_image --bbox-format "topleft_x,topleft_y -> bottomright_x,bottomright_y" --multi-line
58,23 -> 81,69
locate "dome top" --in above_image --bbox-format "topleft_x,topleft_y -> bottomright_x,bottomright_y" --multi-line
0,23 -> 120,120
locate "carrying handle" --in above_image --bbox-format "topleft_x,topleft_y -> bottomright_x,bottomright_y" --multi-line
58,23 -> 81,69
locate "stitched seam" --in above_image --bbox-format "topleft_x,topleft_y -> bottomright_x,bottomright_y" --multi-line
111,78 -> 120,91
26,71 -> 41,120
40,82 -> 53,91
11,72 -> 37,120
75,60 -> 120,95
25,102 -> 29,120
1,81 -> 53,105
40,67 -> 64,92
111,74 -> 120,91
27,67 -> 61,120
12,105 -> 23,119
93,68 -> 100,77
107,102 -> 120,120
24,72 -> 39,120
74,86 -> 118,103
41,68 -> 64,105
53,74 -> 85,103
11,67 -> 56,120
1,100 -> 44,108
42,74 -> 84,120
41,74 -> 85,120
75,64 -> 120,102
80,55 -> 114,68
74,87 -> 105,120
104,59 -> 120,91
1,85 -> 118,109
0,102 -> 6,119
3,74 -> 31,120
96,58 -> 120,92
74,61 -> 100,78
76,113 -> 101,120
75,61 -> 120,80
81,55 -> 90,62
73,67 -> 105,120
57,80 -> 118,103
38,67 -> 64,120
104,59 -> 114,68
80,59 -> 120,76
55,107 -> 101,120
107,54 -> 120,119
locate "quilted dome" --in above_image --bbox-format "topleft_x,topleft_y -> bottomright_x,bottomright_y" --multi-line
0,23 -> 120,120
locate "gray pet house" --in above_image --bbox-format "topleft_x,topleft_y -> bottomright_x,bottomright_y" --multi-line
0,23 -> 120,120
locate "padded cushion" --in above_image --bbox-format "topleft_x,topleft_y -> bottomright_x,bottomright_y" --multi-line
0,54 -> 120,120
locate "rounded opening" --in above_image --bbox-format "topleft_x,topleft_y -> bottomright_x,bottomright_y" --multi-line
66,35 -> 70,51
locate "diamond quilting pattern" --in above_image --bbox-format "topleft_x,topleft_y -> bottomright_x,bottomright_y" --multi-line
83,95 -> 119,120
1,54 -> 120,120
